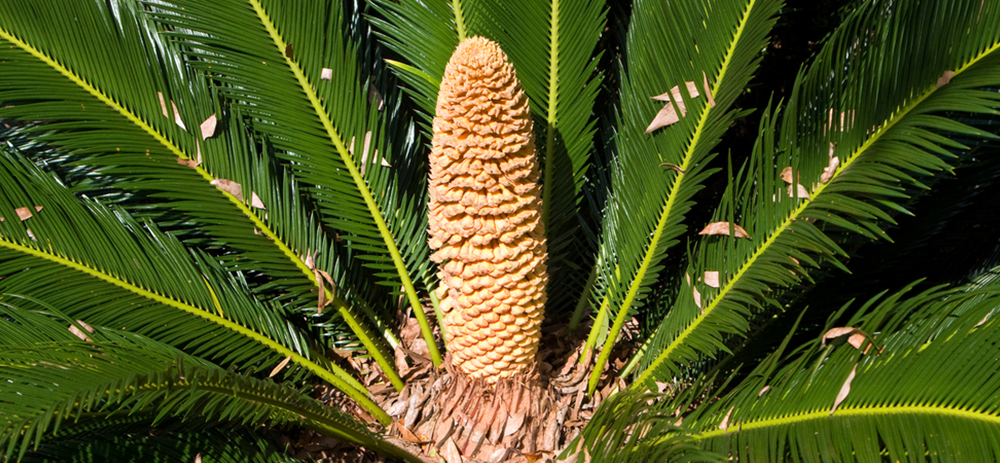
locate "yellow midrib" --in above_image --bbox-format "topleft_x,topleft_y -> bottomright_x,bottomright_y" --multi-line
245,0 -> 441,368
691,403 -> 1000,441
635,25 -> 1000,387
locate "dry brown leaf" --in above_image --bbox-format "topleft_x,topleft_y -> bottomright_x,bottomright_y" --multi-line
194,453 -> 202,463
704,271 -> 720,288
822,327 -> 856,346
171,100 -> 186,130
157,92 -> 169,117
210,179 -> 244,202
269,356 -> 292,378
321,68 -> 333,80
250,192 -> 266,210
699,222 -> 751,239
397,421 -> 423,444
936,70 -> 955,88
284,43 -> 294,59
821,147 -> 840,184
702,70 -> 716,107
758,385 -> 770,397
200,114 -> 217,140
441,437 -> 464,463
68,320 -> 95,342
685,272 -> 691,286
976,312 -> 991,328
780,166 -> 796,184
718,406 -> 734,431
13,206 -> 41,221
645,103 -> 681,133
693,285 -> 701,308
659,162 -> 685,174
831,364 -> 857,415
788,183 -> 810,199
368,77 -> 384,110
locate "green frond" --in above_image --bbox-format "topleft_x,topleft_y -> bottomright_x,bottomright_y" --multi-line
0,144 -> 388,423
143,0 -> 441,366
0,310 -> 414,462
24,425 -> 300,463
682,279 -> 1000,461
633,0 -> 1000,389
586,0 -> 784,392
0,0 -> 402,390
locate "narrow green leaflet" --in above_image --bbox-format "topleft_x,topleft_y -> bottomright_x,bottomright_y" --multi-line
587,0 -> 783,392
634,0 -> 1000,388
145,0 -> 441,366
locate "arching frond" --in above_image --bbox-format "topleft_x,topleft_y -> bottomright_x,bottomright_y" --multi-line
143,0 -> 440,366
0,308 -> 414,462
634,0 -> 1000,387
0,0 -> 402,390
0,144 -> 387,423
586,0 -> 784,392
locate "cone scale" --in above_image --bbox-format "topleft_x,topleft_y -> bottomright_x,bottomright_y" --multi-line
428,37 -> 547,383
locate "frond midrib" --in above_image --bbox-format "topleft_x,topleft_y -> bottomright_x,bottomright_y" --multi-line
245,0 -> 442,367
689,403 -> 1000,442
0,236 -> 390,423
0,14 -> 404,396
589,0 -> 758,393
634,33 -> 1000,387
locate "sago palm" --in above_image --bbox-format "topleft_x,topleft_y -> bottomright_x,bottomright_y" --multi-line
2,0 -> 1000,461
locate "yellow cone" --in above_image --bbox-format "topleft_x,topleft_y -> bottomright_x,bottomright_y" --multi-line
428,37 -> 547,383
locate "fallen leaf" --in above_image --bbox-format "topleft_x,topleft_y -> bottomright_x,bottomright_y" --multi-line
976,312 -> 991,328
368,77 -> 384,110
211,179 -> 243,202
780,166 -> 797,184
936,70 -> 955,88
702,70 -> 715,107
13,206 -> 41,221
645,103 -> 681,133
200,113 -> 217,140
831,364 -> 857,415
441,437 -> 464,463
68,320 -> 95,342
685,272 -> 691,286
822,327 -> 856,345
194,453 -> 202,463
821,150 -> 840,183
397,421 -> 423,443
718,406 -> 734,431
699,222 -> 751,239
693,285 -> 701,308
704,271 -> 720,288
250,192 -> 266,209
660,162 -> 685,174
284,43 -> 294,59
269,356 -> 291,377
321,68 -> 333,80
171,100 -> 186,130
788,183 -> 810,199
157,92 -> 168,117
758,385 -> 770,397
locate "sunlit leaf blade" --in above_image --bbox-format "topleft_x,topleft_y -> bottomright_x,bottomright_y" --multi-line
143,0 -> 440,366
587,0 -> 783,392
684,279 -> 1000,461
0,143 -> 387,422
634,0 -> 1000,389
0,0 -> 403,391
0,309 -> 414,462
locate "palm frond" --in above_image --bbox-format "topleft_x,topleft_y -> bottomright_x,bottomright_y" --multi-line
0,308 -> 413,461
143,0 -> 441,366
0,0 -> 402,390
586,0 -> 784,392
0,143 -> 388,423
634,0 -> 1000,388
681,278 -> 1000,461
